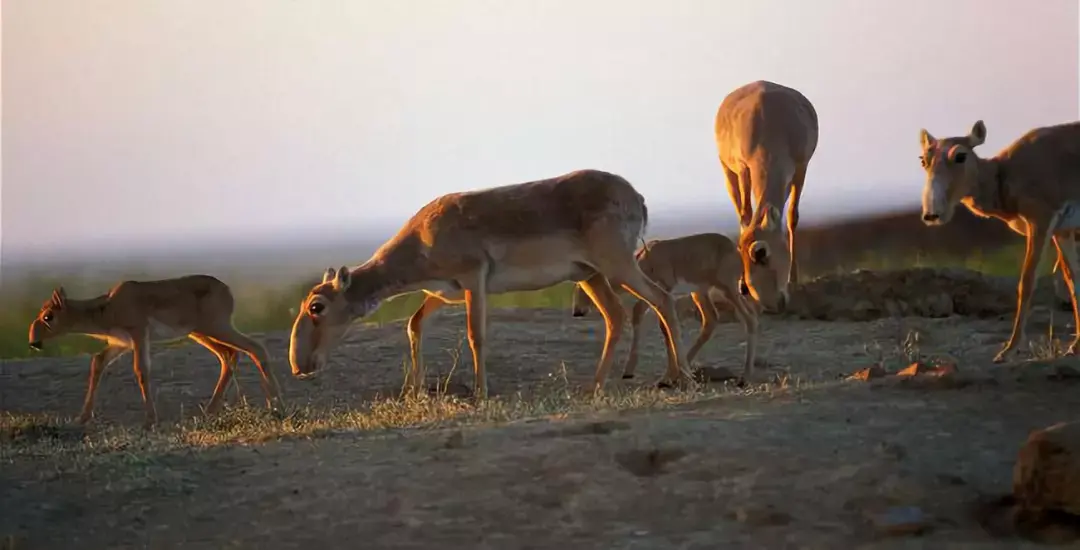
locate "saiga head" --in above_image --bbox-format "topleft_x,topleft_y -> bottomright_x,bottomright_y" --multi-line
27,288 -> 73,351
288,266 -> 378,379
919,120 -> 986,225
738,204 -> 791,313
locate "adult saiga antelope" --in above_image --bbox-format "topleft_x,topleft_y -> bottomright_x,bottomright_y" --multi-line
714,80 -> 819,312
287,169 -> 691,398
919,119 -> 1080,362
570,232 -> 759,379
26,275 -> 283,428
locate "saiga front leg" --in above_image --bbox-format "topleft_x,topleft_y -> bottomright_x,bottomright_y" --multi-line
1053,233 -> 1080,354
995,218 -> 1052,363
786,163 -> 808,286
78,344 -> 129,424
405,294 -> 448,395
722,161 -> 753,229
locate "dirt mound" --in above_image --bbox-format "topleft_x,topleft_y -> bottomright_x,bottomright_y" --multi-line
781,268 -> 1063,321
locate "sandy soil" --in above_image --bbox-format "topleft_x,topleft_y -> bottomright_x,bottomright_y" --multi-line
3,303 -> 1080,549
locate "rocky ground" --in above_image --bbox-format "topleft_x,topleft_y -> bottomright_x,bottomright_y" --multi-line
2,268 -> 1080,549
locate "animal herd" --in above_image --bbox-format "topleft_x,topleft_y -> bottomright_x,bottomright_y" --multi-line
22,79 -> 1080,429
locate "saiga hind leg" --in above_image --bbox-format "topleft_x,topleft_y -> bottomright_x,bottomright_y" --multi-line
130,333 -> 158,429
683,289 -> 719,365
190,333 -> 239,414
710,285 -> 759,377
621,299 -> 650,379
200,325 -> 284,410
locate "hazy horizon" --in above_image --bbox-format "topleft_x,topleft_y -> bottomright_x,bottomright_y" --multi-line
3,0 -> 1078,265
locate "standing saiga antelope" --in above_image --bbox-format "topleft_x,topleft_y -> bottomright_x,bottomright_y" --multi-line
714,80 -> 819,312
288,169 -> 691,398
26,275 -> 283,428
919,119 -> 1080,362
570,232 -> 760,379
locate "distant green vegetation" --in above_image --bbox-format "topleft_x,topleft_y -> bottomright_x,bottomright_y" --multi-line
831,242 -> 1042,278
0,242 -> 1048,360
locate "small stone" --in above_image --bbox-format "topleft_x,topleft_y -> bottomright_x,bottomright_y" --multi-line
932,362 -> 959,376
1013,421 -> 1080,517
895,370 -> 973,391
852,300 -> 877,321
1050,365 -> 1080,381
847,365 -> 887,381
731,504 -> 793,526
875,442 -> 907,461
877,472 -> 926,504
897,362 -> 935,377
693,366 -> 739,383
871,506 -> 933,536
443,430 -> 465,449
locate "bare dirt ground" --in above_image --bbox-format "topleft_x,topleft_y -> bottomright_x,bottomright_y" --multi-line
3,287 -> 1080,548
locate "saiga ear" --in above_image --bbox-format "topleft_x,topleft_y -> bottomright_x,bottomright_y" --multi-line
332,266 -> 352,292
967,120 -> 986,147
919,128 -> 935,150
322,267 -> 336,285
50,287 -> 67,308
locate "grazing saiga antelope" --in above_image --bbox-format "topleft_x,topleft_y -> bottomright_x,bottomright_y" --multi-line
570,232 -> 760,379
919,119 -> 1080,362
26,276 -> 283,428
288,169 -> 691,398
714,80 -> 819,312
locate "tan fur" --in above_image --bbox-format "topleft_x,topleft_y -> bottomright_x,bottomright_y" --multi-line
919,120 -> 1080,362
26,275 -> 283,428
714,80 -> 819,312
288,169 -> 691,398
571,233 -> 760,378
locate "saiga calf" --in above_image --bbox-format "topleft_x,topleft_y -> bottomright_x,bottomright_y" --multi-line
571,232 -> 759,379
27,275 -> 282,428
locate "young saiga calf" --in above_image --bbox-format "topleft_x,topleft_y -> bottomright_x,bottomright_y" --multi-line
715,80 -> 819,312
919,119 -> 1080,362
27,275 -> 283,428
287,169 -> 691,398
570,233 -> 760,379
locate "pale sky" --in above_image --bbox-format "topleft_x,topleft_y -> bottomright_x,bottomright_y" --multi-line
2,0 -> 1078,260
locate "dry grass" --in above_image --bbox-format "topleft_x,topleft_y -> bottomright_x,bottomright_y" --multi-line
4,279 -> 1080,547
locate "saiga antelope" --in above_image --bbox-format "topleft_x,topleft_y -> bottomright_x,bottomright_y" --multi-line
919,119 -> 1080,362
287,169 -> 691,398
714,80 -> 819,312
570,232 -> 760,378
26,275 -> 283,428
